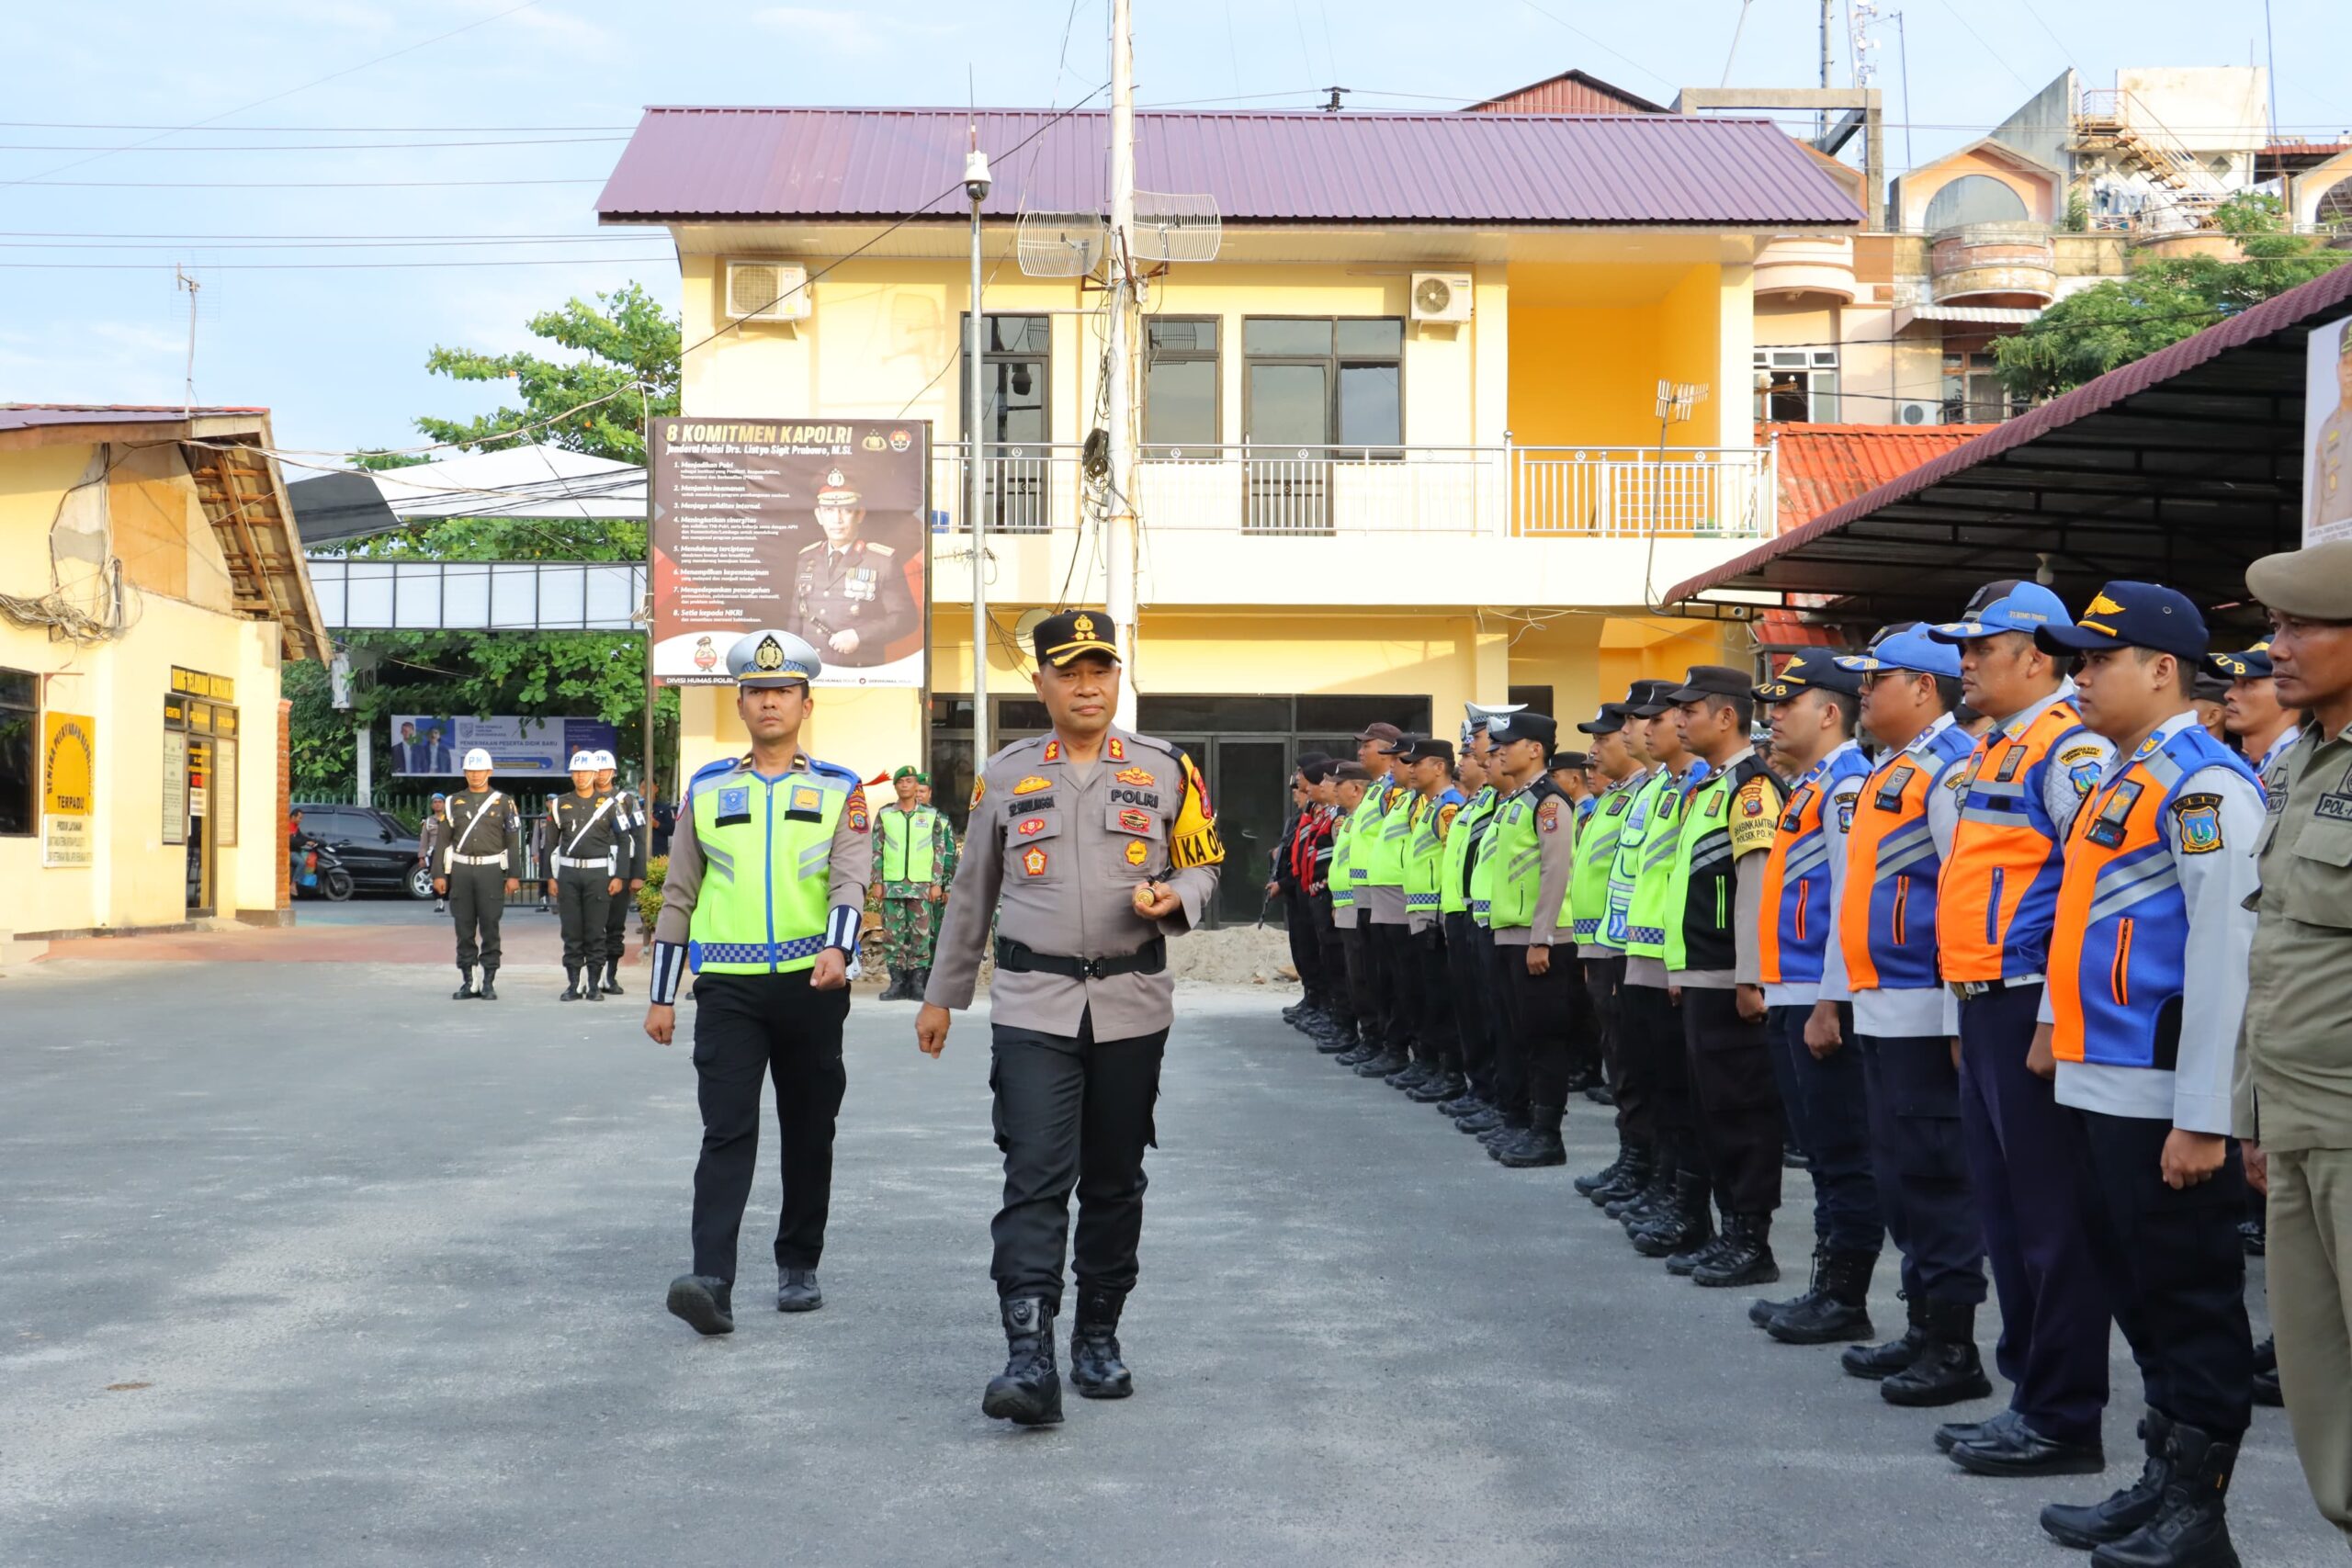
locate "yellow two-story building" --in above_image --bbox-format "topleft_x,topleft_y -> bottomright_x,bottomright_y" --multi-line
600,107 -> 1860,905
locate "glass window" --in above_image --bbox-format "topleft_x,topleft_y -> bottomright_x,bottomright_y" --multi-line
1136,694 -> 1290,733
1241,317 -> 1407,451
1294,694 -> 1433,735
958,313 -> 1051,446
1753,350 -> 1839,423
1508,684 -> 1555,716
1244,319 -> 1331,356
1338,363 -> 1401,448
0,668 -> 33,837
1335,319 -> 1404,356
1144,317 -> 1220,447
1941,350 -> 2022,423
1922,174 -> 2030,231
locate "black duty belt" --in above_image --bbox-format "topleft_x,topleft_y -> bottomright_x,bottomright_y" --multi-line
994,935 -> 1166,981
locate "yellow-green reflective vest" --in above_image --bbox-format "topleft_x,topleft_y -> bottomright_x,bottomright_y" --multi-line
687,761 -> 851,975
1402,787 -> 1463,918
1360,781 -> 1410,887
1569,781 -> 1636,946
1441,786 -> 1496,917
876,804 -> 940,884
1485,784 -> 1551,931
1329,807 -> 1357,911
1606,766 -> 1701,961
1342,784 -> 1385,894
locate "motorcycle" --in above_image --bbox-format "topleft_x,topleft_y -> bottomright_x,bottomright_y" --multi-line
293,837 -> 356,902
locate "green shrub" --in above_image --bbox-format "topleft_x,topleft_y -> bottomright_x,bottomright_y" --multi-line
636,855 -> 667,935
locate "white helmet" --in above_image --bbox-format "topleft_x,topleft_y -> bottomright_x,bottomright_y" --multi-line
568,750 -> 598,772
461,747 -> 494,772
593,750 -> 616,770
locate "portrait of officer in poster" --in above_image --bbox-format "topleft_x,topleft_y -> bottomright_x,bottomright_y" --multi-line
786,467 -> 917,669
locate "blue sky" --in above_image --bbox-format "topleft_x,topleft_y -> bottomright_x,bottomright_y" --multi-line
5,0 -> 2349,463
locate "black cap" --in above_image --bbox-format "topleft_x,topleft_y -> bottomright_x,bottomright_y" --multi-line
1663,665 -> 1755,705
1754,649 -> 1863,702
1333,761 -> 1373,784
2035,581 -> 2210,662
1032,608 -> 1120,668
1296,750 -> 1333,771
1625,679 -> 1677,718
1378,730 -> 1424,756
1488,710 -> 1558,750
1576,702 -> 1629,736
2192,671 -> 2230,701
1408,737 -> 1457,765
1299,756 -> 1337,784
1355,721 -> 1404,745
1548,750 -> 1591,773
2204,641 -> 2274,680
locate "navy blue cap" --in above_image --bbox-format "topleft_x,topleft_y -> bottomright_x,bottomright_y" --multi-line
1577,702 -> 1630,735
2204,640 -> 2274,680
1927,580 -> 2070,643
1753,649 -> 1863,702
2036,581 -> 2210,661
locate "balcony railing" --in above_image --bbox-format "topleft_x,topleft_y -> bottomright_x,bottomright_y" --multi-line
935,443 -> 1774,540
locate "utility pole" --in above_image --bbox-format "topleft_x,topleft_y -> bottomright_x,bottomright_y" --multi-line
965,131 -> 993,768
1104,0 -> 1140,728
1818,0 -> 1834,141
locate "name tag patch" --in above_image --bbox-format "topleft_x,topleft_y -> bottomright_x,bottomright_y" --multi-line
1875,763 -> 1917,811
787,784 -> 826,823
1109,786 -> 1160,809
2085,780 -> 2143,848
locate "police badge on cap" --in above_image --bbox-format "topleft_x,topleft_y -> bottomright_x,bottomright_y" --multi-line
727,628 -> 821,688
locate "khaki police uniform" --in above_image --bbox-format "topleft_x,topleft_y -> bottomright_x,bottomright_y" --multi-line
442,785 -> 519,994
548,785 -> 624,997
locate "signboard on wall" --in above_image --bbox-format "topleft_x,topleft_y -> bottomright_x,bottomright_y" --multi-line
2307,318 -> 2352,545
41,711 -> 95,868
162,729 -> 187,845
389,714 -> 619,777
213,738 -> 239,847
650,419 -> 931,688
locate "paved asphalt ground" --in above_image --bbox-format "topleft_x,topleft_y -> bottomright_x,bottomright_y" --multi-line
3,903 -> 2343,1566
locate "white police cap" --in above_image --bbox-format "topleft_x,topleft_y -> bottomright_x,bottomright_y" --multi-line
728,628 -> 821,688
461,747 -> 494,771
568,750 -> 599,771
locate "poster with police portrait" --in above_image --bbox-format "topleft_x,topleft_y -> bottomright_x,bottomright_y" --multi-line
650,419 -> 931,687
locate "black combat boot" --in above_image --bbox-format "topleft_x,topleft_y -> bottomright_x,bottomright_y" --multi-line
1334,1037 -> 1380,1067
1438,1084 -> 1486,1116
982,1297 -> 1064,1427
2042,1412 -> 2176,1550
665,1274 -> 734,1336
1591,1143 -> 1654,1208
1768,1249 -> 1878,1344
1610,1149 -> 1677,1224
1752,1244 -> 1829,1329
2087,1422 -> 2240,1568
1408,1060 -> 1465,1104
1632,1168 -> 1713,1258
776,1266 -> 822,1313
1454,1104 -> 1504,1134
1355,1044 -> 1410,1078
1386,1057 -> 1435,1092
1666,1227 -> 1733,1278
1498,1105 -> 1567,1168
1844,1293 -> 1928,1381
1317,1026 -> 1359,1056
561,967 -> 582,1000
1069,1287 -> 1134,1400
477,966 -> 498,1001
913,967 -> 932,1001
603,960 -> 624,996
452,965 -> 477,1000
1574,1140 -> 1633,1200
1883,1297 -> 1995,1407
583,970 -> 604,1002
879,968 -> 906,1001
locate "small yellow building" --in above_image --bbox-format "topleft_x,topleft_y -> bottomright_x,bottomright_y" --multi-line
601,108 -> 1860,905
1,405 -> 326,938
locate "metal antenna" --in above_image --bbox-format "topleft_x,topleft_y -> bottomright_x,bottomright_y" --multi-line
1322,85 -> 1348,112
175,265 -> 200,418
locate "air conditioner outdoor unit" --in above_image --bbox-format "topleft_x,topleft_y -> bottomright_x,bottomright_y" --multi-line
1896,400 -> 1941,426
1409,272 -> 1474,324
725,260 -> 811,323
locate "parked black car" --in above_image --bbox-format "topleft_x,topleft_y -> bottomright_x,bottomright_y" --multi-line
291,802 -> 433,899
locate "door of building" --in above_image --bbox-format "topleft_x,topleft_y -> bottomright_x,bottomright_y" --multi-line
1156,734 -> 1289,928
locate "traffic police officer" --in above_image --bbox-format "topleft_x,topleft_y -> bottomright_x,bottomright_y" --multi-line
547,750 -> 626,1000
1927,581 -> 2116,1479
1397,737 -> 1465,1103
1660,665 -> 1788,1288
2237,539 -> 2352,1548
1570,701 -> 1650,1204
1325,760 -> 1373,1057
786,468 -> 917,667
1749,650 -> 1880,1339
1357,732 -> 1421,1081
872,762 -> 958,1000
648,628 -> 872,1336
1334,724 -> 1405,1073
1482,711 -> 1580,1168
1830,627 -> 1993,1407
593,750 -> 647,996
2031,583 -> 2262,1564
916,609 -> 1223,1427
439,747 -> 520,1001
1439,718 -> 1501,1115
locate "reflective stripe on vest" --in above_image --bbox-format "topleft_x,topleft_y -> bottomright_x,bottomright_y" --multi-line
1486,786 -> 1545,931
1758,743 -> 1872,985
2049,728 -> 2256,1067
1329,816 -> 1356,910
1665,761 -> 1776,972
686,764 -> 847,976
1402,789 -> 1460,914
1938,702 -> 2097,981
1441,786 -> 1496,916
1839,723 -> 1978,992
1342,786 -> 1385,889
876,805 -> 939,884
1568,782 -> 1635,944
1361,783 -> 1412,887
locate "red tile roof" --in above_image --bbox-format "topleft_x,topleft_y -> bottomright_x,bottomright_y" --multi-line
597,107 -> 1864,228
1761,422 -> 1998,534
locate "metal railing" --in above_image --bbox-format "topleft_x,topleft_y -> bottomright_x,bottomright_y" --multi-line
933,441 -> 1773,540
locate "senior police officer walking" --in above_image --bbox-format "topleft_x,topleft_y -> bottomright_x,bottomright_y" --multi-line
438,748 -> 521,1000
547,750 -> 627,1000
593,751 -> 647,996
647,629 -> 872,1337
916,610 -> 1223,1427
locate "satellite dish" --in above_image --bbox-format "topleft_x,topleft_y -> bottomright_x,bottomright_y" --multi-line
1017,212 -> 1105,277
1013,608 -> 1054,644
1131,191 -> 1221,265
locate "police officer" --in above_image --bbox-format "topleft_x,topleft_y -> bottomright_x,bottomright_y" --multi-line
1747,650 -> 1880,1340
1361,733 -> 1425,1085
594,751 -> 647,996
1289,757 -> 1349,1051
1570,701 -> 1650,1204
873,763 -> 958,1001
1325,760 -> 1374,1058
1927,581 -> 2117,1478
916,609 -> 1223,1427
1660,666 -> 1788,1288
1451,704 -> 1521,1133
547,751 -> 626,1000
419,795 -> 450,914
1334,725 -> 1409,1077
647,629 -> 872,1336
1398,737 -> 1465,1104
2026,583 -> 2262,1563
786,468 -> 916,668
439,747 -> 520,1001
2208,638 -> 2299,786
1439,720 -> 1501,1117
1482,711 -> 1580,1168
1829,628 -> 1993,1407
2237,539 -> 2352,1549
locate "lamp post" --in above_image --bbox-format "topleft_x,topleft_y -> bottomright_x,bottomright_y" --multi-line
965,138 -> 992,773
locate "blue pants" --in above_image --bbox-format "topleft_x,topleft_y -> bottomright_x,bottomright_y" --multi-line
1768,1003 -> 1881,1256
1857,1029 -> 1986,1306
1958,984 -> 2112,1444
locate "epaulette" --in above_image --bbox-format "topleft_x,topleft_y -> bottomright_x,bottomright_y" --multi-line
805,757 -> 864,791
798,539 -> 825,554
864,542 -> 897,558
986,734 -> 1048,769
686,755 -> 747,798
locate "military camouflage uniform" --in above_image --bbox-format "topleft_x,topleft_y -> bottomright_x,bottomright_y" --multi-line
866,805 -> 959,972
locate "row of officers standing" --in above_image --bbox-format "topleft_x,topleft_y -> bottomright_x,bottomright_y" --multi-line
1270,544 -> 2352,1566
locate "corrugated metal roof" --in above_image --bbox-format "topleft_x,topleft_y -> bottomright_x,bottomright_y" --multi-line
1761,422 -> 1998,534
1892,304 -> 2041,331
0,403 -> 266,434
1464,71 -> 1668,116
597,108 -> 1863,228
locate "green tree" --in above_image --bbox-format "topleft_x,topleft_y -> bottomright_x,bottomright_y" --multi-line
414,281 -> 680,462
1995,193 -> 2348,402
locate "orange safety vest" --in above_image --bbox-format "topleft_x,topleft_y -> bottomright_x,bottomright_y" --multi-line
1839,721 -> 1978,992
1758,743 -> 1872,986
1937,699 -> 2102,983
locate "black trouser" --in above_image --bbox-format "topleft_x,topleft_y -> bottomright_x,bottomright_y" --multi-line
1562,959 -> 1600,1084
448,863 -> 506,970
1588,955 -> 1643,1140
1283,887 -> 1326,1007
1485,935 -> 1529,1122
1337,914 -> 1372,1041
989,1010 -> 1169,1310
1770,1002 -> 1880,1254
1682,986 -> 1784,1218
1369,919 -> 1418,1060
1857,1029 -> 1985,1303
1506,944 -> 1580,1108
2071,1108 -> 2253,1438
604,873 -> 634,969
556,866 -> 611,973
1354,910 -> 1399,1051
688,970 -> 849,1282
1444,912 -> 1495,1095
1412,924 -> 1458,1068
1313,892 -> 1347,1023
1622,982 -> 1691,1172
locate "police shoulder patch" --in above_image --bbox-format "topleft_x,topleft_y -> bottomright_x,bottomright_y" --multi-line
1836,794 -> 1857,834
845,788 -> 869,832
970,778 -> 988,809
1539,795 -> 1564,832
2172,792 -> 2225,854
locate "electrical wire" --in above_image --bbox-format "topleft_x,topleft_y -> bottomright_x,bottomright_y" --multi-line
0,235 -> 671,250
0,135 -> 628,152
0,119 -> 637,131
1510,0 -> 1676,95
0,255 -> 667,271
11,176 -> 605,189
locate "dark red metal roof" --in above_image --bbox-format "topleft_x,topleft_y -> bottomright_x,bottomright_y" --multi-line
0,402 -> 266,433
1464,70 -> 1668,117
1669,260 -> 2352,622
597,107 -> 1862,228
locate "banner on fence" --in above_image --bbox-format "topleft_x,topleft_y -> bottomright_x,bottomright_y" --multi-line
389,715 -> 618,776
